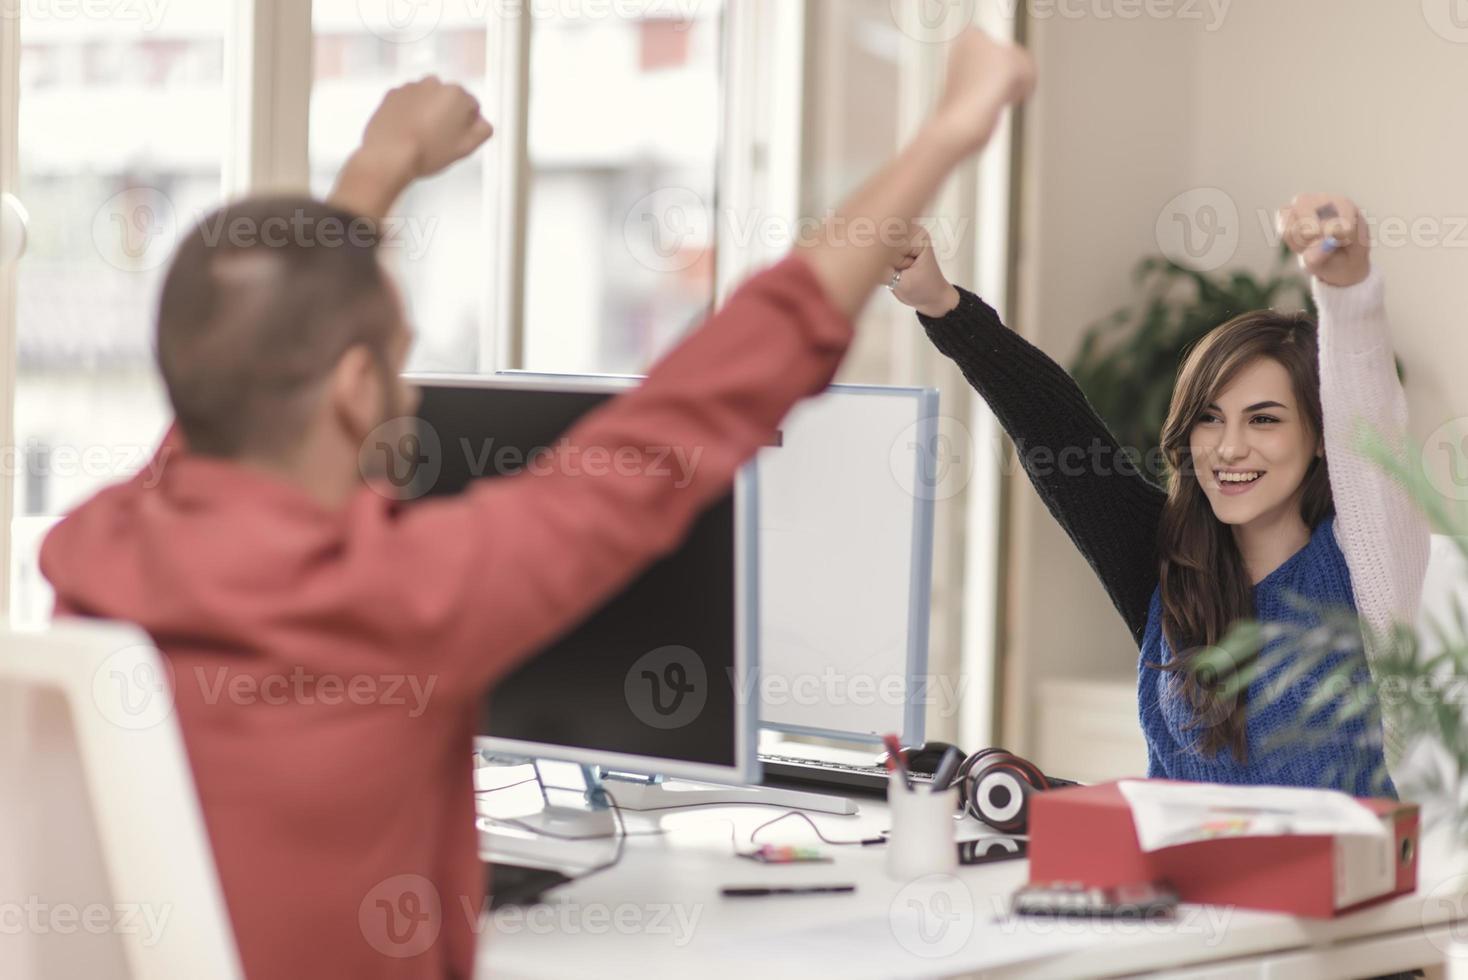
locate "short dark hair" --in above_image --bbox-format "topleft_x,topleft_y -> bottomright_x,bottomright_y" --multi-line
155,197 -> 400,457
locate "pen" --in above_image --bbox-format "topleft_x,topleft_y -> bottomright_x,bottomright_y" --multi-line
721,885 -> 856,897
930,745 -> 963,793
1315,204 -> 1341,255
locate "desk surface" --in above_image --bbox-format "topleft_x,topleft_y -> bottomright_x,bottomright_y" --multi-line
474,772 -> 1468,980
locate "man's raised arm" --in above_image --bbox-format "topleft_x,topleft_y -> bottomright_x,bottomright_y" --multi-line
329,76 -> 494,223
376,29 -> 1038,692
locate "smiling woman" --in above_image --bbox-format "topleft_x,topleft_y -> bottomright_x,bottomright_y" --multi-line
1155,309 -> 1334,760
888,193 -> 1431,797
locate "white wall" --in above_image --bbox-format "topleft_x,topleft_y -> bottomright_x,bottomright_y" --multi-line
1008,0 -> 1468,766
1004,9 -> 1200,757
1189,0 -> 1468,481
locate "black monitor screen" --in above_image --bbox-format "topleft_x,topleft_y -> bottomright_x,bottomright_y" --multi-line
410,382 -> 741,772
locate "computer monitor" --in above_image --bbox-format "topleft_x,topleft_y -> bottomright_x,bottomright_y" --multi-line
496,372 -> 937,747
406,376 -> 759,785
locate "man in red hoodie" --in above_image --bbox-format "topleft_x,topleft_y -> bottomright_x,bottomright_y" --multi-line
41,31 -> 1034,980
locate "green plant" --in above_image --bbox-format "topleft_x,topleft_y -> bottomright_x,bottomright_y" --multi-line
1069,245 -> 1316,466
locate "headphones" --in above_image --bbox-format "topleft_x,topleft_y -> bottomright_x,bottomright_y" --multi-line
954,747 -> 1078,834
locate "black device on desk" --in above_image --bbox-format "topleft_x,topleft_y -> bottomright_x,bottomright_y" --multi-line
959,836 -> 1027,865
486,861 -> 573,910
757,739 -> 959,796
759,752 -> 933,796
758,740 -> 962,797
763,741 -> 1081,837
1012,881 -> 1178,919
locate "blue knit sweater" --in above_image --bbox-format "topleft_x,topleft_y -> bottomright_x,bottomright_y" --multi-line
1137,515 -> 1394,798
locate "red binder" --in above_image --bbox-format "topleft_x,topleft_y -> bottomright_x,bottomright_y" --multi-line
1028,780 -> 1418,917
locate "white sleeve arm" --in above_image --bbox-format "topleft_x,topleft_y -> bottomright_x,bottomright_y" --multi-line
1315,267 -> 1430,653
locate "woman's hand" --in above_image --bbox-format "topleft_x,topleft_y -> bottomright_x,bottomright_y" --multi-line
888,226 -> 962,317
1276,193 -> 1371,288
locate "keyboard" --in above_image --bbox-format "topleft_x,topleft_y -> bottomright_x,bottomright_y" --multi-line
759,752 -> 935,797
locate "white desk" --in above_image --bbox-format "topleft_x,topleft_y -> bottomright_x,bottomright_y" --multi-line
474,774 -> 1468,979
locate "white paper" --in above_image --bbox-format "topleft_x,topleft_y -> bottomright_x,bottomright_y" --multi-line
1334,822 -> 1396,909
1116,780 -> 1389,853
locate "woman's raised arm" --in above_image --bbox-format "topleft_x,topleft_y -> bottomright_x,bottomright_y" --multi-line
1280,194 -> 1431,651
892,233 -> 1167,645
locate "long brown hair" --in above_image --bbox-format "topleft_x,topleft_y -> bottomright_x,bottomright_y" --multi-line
1152,310 -> 1333,761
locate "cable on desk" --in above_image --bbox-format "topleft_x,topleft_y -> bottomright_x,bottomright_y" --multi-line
568,787 -> 630,883
475,778 -> 538,794
478,814 -> 665,843
749,810 -> 885,847
593,798 -> 864,815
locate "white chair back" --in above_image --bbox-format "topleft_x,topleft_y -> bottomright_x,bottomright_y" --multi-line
0,619 -> 242,979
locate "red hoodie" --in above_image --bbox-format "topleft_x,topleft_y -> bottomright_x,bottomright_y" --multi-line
40,257 -> 851,980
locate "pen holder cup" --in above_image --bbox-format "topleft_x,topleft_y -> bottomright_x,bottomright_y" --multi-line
885,780 -> 960,881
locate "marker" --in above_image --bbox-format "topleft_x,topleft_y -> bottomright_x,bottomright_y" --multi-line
721,885 -> 856,898
1315,204 -> 1342,255
930,745 -> 963,793
882,733 -> 913,791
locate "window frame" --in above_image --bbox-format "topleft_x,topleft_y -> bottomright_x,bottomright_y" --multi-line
228,0 -> 314,195
0,1 -> 1013,750
0,3 -> 23,615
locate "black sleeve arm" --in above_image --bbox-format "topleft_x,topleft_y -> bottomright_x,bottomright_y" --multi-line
919,287 -> 1167,645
